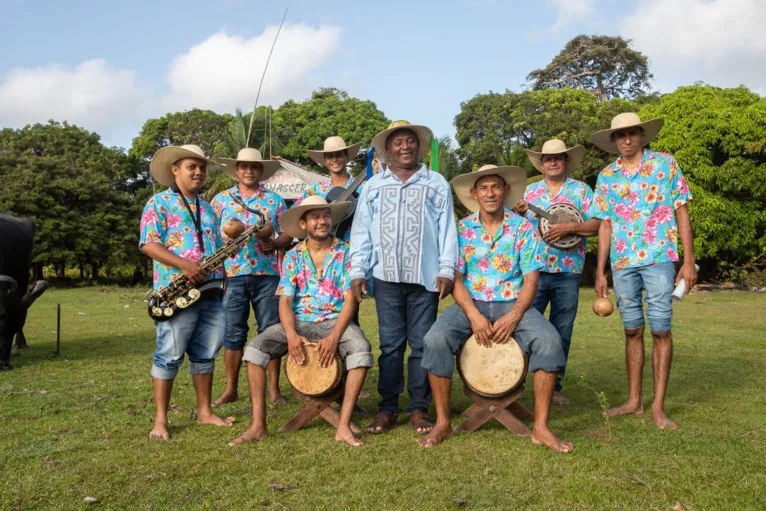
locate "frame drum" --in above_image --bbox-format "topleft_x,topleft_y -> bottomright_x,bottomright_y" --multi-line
285,345 -> 343,397
457,335 -> 528,398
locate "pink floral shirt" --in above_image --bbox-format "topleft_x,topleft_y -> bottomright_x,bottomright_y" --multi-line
523,178 -> 595,274
593,150 -> 692,270
277,238 -> 351,323
139,191 -> 222,291
457,209 -> 543,302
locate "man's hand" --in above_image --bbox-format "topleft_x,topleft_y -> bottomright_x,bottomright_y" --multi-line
436,276 -> 454,300
594,272 -> 608,299
314,333 -> 340,368
515,200 -> 529,215
468,311 -> 493,347
491,311 -> 521,344
351,278 -> 369,303
676,261 -> 697,295
287,333 -> 310,366
258,238 -> 275,252
543,223 -> 573,243
179,260 -> 205,285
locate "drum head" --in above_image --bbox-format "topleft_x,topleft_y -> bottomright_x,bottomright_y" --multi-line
538,203 -> 585,250
458,335 -> 528,398
285,345 -> 342,397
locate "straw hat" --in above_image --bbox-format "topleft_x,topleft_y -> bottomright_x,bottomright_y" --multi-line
371,121 -> 433,163
279,196 -> 350,239
219,148 -> 281,181
590,112 -> 664,153
150,144 -> 219,186
307,136 -> 362,167
452,164 -> 527,212
526,140 -> 585,174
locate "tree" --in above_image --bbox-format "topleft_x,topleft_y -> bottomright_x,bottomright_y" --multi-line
528,35 -> 653,103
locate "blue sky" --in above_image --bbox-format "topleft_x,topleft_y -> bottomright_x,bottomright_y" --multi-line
1,0 -> 762,150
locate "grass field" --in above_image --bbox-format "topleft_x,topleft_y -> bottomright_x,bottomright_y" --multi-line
1,287 -> 765,510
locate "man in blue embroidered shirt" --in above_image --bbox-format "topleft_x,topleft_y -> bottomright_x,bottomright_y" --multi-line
349,123 -> 458,436
211,148 -> 292,407
420,165 -> 572,452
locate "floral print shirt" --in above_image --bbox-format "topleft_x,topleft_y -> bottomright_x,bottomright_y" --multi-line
297,177 -> 363,243
523,178 -> 595,274
277,237 -> 351,323
456,209 -> 543,302
139,190 -> 222,291
593,150 -> 692,270
210,185 -> 286,277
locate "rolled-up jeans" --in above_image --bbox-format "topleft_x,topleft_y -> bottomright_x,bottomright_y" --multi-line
422,300 -> 565,379
532,272 -> 581,391
612,262 -> 675,333
222,275 -> 280,351
151,297 -> 224,380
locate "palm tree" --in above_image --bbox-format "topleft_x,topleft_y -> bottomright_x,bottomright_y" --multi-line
498,144 -> 544,184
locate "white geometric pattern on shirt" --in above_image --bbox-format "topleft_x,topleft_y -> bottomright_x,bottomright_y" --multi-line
379,185 -> 426,284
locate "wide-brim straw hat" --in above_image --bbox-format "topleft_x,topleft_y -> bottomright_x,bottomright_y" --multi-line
150,144 -> 219,186
219,147 -> 281,181
307,136 -> 362,167
591,112 -> 664,153
279,195 -> 350,239
371,122 -> 433,163
526,140 -> 585,174
452,164 -> 528,212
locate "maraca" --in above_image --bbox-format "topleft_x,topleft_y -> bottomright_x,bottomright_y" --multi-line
223,218 -> 247,239
593,297 -> 614,317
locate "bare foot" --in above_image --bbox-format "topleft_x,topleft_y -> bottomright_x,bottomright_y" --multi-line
228,425 -> 269,446
418,423 -> 452,448
359,390 -> 371,399
531,426 -> 574,453
149,420 -> 170,440
212,390 -> 238,407
552,391 -> 569,406
606,400 -> 644,417
651,405 -> 678,430
335,425 -> 364,447
197,412 -> 236,427
269,392 -> 287,405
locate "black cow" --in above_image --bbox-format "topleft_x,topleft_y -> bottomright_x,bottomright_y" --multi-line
0,213 -> 34,370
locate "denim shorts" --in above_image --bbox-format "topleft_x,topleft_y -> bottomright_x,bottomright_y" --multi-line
151,297 -> 225,380
612,262 -> 675,333
222,275 -> 280,351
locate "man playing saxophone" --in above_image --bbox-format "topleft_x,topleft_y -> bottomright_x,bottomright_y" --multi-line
139,144 -> 235,440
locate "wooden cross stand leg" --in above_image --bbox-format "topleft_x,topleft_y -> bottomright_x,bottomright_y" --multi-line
279,385 -> 362,434
456,386 -> 534,435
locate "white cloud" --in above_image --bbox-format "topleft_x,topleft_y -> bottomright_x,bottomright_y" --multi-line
0,59 -> 151,140
162,23 -> 342,112
621,0 -> 766,93
534,0 -> 596,35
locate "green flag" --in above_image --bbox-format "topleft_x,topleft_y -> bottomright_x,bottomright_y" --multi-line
430,136 -> 439,172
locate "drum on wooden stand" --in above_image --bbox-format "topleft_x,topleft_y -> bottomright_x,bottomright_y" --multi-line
457,335 -> 528,398
285,344 -> 343,397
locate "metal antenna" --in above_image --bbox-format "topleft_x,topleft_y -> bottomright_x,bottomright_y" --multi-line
246,6 -> 288,147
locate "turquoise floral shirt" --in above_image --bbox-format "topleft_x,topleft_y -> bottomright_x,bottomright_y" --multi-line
297,177 -> 363,243
139,190 -> 222,291
210,185 -> 286,277
456,209 -> 543,302
523,178 -> 594,274
277,238 -> 351,323
593,150 -> 692,270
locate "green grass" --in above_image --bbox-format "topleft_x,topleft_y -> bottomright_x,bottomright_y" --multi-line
2,287 -> 765,510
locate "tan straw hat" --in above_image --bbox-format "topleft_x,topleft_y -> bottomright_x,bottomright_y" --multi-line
150,144 -> 219,186
452,164 -> 528,212
307,136 -> 362,167
371,121 -> 433,163
526,140 -> 585,174
218,148 -> 281,182
591,112 -> 664,153
279,196 -> 350,239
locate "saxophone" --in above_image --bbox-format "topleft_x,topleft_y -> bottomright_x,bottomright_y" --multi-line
145,210 -> 274,321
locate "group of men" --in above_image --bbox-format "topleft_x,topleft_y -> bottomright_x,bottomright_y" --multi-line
139,112 -> 696,452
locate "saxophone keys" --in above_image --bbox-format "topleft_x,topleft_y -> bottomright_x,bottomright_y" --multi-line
188,288 -> 201,300
163,308 -> 174,317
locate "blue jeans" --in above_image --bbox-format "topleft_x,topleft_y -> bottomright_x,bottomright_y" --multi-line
373,278 -> 439,415
152,297 -> 224,380
532,272 -> 581,391
612,262 -> 675,333
422,301 -> 565,378
222,275 -> 280,351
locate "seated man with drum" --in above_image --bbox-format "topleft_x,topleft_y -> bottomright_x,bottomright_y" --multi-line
229,196 -> 374,448
515,140 -> 600,405
420,165 -> 573,453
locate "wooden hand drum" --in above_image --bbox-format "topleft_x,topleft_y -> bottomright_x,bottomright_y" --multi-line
285,345 -> 343,397
457,335 -> 528,398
